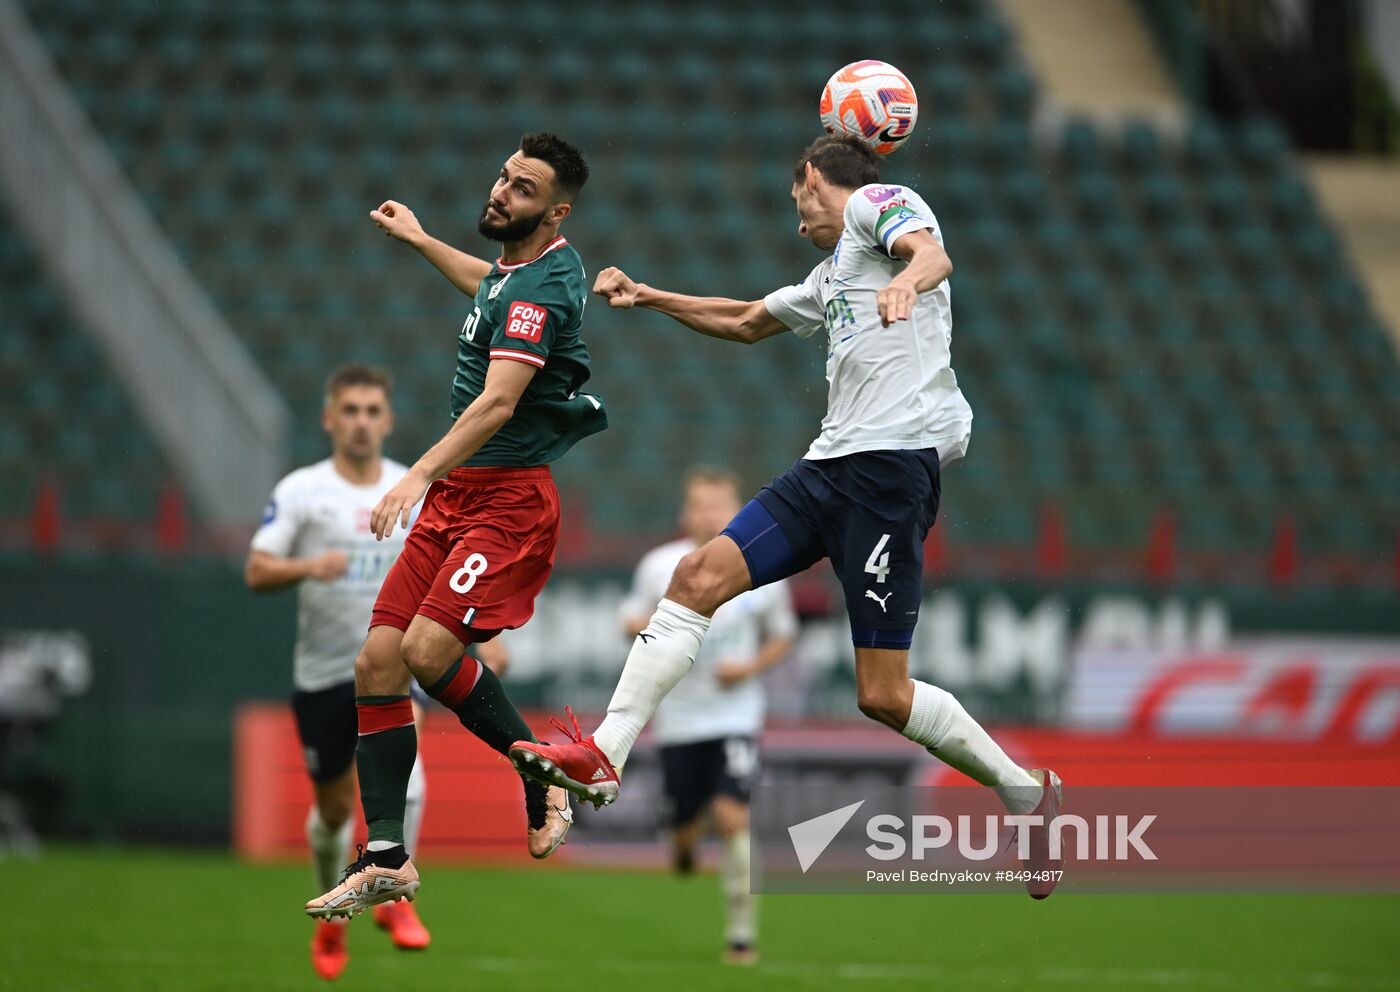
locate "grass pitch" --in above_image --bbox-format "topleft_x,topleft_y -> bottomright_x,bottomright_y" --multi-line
3,847 -> 1397,991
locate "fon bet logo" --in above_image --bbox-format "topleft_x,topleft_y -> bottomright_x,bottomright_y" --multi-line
505,301 -> 547,342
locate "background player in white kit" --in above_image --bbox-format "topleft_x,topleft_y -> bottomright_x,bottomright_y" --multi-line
512,135 -> 1064,899
245,364 -> 434,978
619,466 -> 795,967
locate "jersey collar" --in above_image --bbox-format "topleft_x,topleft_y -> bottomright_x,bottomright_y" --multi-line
496,235 -> 568,271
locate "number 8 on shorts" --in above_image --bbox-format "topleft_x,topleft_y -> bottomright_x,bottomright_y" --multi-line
450,553 -> 489,593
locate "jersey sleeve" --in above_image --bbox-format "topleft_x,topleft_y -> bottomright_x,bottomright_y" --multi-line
487,273 -> 575,369
763,263 -> 826,339
249,475 -> 303,557
761,580 -> 800,641
848,184 -> 940,258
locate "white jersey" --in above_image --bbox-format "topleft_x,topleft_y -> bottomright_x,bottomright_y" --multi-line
251,458 -> 411,692
620,539 -> 798,745
764,183 -> 973,464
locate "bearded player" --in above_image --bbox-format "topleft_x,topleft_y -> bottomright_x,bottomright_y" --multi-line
306,133 -> 606,920
511,134 -> 1063,899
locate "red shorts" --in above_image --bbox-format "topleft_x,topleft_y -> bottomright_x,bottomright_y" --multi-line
371,465 -> 560,646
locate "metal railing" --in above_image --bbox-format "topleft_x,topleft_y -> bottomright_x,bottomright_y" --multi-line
0,0 -> 287,529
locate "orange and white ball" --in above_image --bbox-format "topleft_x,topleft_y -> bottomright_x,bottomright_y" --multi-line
819,60 -> 919,156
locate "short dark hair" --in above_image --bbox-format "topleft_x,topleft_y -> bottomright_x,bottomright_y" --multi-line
325,363 -> 392,402
520,131 -> 590,201
794,134 -> 880,189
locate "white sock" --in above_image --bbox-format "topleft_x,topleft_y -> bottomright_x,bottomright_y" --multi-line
306,806 -> 352,892
403,754 -> 426,856
593,598 -> 711,769
366,840 -> 401,852
902,680 -> 1041,814
721,832 -> 756,947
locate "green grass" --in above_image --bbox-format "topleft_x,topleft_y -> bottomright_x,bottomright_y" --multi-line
3,847 -> 1397,991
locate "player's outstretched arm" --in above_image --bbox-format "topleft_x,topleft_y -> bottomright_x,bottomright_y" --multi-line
243,549 -> 348,590
593,267 -> 789,345
876,228 -> 953,327
370,199 -> 493,297
369,359 -> 537,540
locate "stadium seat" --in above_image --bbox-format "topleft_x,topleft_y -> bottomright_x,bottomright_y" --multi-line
6,0 -> 1394,562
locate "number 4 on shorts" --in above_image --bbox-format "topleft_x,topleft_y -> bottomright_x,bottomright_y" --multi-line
865,533 -> 891,584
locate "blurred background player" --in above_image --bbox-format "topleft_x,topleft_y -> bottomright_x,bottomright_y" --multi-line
0,632 -> 90,859
514,135 -> 1062,896
305,132 -> 604,919
245,364 -> 433,978
618,466 -> 796,967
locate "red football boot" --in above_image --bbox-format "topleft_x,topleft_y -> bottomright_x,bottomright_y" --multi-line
372,898 -> 431,950
509,706 -> 621,809
1024,768 -> 1063,900
309,919 -> 348,980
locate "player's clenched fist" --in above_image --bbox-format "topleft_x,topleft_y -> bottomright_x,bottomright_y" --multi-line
593,267 -> 639,308
370,468 -> 429,541
876,281 -> 917,326
370,200 -> 425,244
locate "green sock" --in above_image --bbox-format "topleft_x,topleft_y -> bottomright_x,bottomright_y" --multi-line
354,695 -> 418,846
425,657 -> 537,755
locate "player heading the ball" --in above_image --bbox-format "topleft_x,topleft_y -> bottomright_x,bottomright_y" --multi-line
511,134 -> 1063,900
306,133 -> 604,922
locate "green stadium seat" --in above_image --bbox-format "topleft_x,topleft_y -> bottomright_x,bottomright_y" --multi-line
1061,119 -> 1103,169
1096,221 -> 1145,266
186,89 -> 229,142
1139,171 -> 1186,222
417,41 -> 456,85
1203,174 -> 1251,224
927,64 -> 972,118
7,0 -> 1394,561
1070,171 -> 1117,221
1001,169 -> 1049,221
978,121 -> 1033,170
228,35 -> 270,78
1267,176 -> 1315,227
1118,120 -> 1163,171
86,30 -> 136,79
992,67 -> 1034,119
292,40 -> 336,89
1236,117 -> 1289,172
1183,119 -> 1227,172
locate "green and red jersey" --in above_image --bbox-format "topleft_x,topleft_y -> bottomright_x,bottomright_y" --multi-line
450,236 -> 607,467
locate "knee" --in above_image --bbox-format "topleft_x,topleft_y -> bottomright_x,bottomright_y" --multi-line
353,645 -> 379,686
399,628 -> 435,680
713,803 -> 749,839
318,796 -> 353,830
668,549 -> 728,614
857,683 -> 911,731
317,776 -> 357,828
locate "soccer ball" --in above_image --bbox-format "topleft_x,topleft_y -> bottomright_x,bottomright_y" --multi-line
819,60 -> 919,156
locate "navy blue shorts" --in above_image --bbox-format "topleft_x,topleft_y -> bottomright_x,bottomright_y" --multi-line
291,680 -> 357,784
658,736 -> 758,827
721,448 -> 940,649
